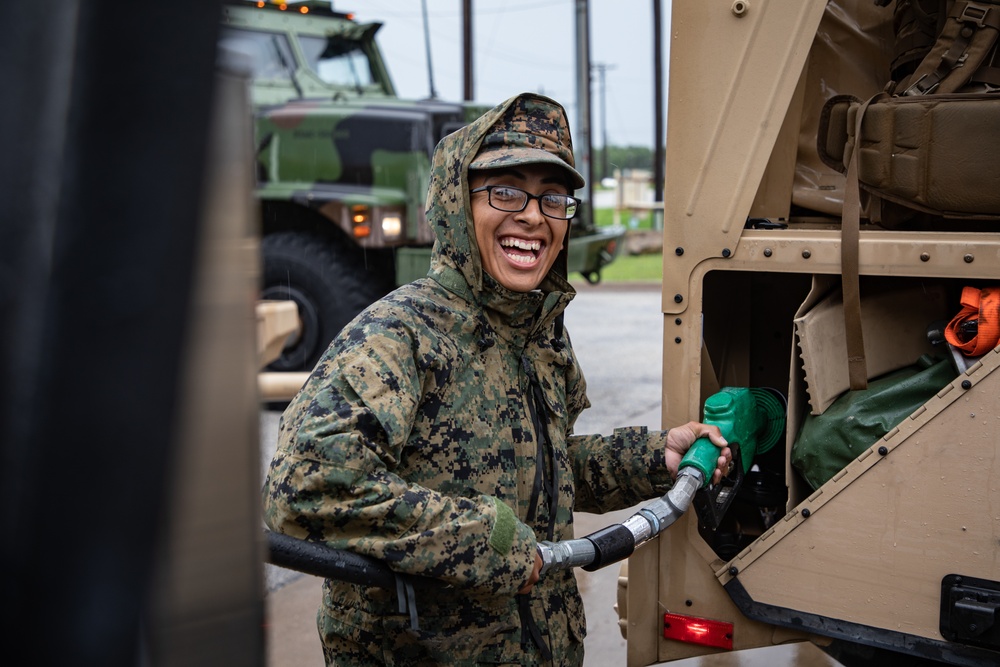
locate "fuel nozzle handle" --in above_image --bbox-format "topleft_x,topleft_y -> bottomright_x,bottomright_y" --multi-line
677,388 -> 765,488
678,437 -> 722,489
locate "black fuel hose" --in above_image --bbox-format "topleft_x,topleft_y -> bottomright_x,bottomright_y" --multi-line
537,469 -> 703,576
579,524 -> 636,572
265,529 -> 439,591
266,468 -> 703,587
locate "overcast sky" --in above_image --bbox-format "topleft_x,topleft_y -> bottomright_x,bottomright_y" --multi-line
347,0 -> 671,149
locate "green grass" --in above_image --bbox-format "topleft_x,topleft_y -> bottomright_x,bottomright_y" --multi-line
597,252 -> 663,283
579,204 -> 663,283
593,207 -> 656,230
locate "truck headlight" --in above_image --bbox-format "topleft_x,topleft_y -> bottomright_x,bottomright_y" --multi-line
381,214 -> 402,239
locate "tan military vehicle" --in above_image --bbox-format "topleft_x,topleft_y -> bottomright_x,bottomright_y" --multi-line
618,0 -> 1000,665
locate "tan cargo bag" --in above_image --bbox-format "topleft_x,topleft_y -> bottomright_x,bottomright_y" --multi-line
819,0 -> 1000,222
844,92 -> 1000,218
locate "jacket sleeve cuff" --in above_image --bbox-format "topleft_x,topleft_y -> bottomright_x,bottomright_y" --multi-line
488,494 -> 518,554
645,430 -> 674,494
485,496 -> 537,594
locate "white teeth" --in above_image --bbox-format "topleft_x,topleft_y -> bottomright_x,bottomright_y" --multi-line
506,252 -> 535,264
499,238 -> 541,251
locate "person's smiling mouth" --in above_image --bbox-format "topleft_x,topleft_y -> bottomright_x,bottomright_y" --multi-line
499,235 -> 546,265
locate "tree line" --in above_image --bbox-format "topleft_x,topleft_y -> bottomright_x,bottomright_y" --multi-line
593,145 -> 654,180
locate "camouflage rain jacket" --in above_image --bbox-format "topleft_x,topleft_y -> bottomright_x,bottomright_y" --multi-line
263,95 -> 676,666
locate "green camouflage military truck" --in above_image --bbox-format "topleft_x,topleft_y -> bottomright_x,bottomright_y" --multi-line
221,0 -> 623,372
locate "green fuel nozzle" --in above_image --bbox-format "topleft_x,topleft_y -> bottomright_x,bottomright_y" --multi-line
679,388 -> 770,486
677,387 -> 786,530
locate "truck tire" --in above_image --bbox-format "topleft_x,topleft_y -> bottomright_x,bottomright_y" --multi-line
261,231 -> 393,372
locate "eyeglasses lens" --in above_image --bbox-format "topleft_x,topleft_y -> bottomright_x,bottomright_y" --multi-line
487,187 -> 575,220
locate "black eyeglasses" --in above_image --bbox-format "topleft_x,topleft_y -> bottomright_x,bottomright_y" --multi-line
470,185 -> 580,220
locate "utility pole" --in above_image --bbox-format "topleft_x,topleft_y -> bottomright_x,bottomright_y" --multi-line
574,0 -> 593,208
462,0 -> 473,101
592,62 -> 616,181
652,0 -> 665,229
421,0 -> 438,99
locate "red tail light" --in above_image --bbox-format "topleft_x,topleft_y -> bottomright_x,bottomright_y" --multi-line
663,612 -> 734,650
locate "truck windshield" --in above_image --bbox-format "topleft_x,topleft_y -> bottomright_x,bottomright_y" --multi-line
298,35 -> 376,89
220,28 -> 296,81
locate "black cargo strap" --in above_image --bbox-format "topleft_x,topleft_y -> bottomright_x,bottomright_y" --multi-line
517,593 -> 552,660
395,574 -> 420,631
522,355 -> 559,542
516,354 -> 557,661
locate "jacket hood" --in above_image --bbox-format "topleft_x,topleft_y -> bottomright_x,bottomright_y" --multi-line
424,93 -> 579,303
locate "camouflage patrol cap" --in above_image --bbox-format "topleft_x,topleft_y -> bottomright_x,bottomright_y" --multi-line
470,93 -> 585,190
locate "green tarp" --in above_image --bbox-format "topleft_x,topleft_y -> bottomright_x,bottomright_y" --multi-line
791,355 -> 957,490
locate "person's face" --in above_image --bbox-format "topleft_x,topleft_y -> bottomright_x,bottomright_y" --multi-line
469,163 -> 572,292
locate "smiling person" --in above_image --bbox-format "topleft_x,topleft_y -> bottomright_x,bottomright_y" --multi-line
263,93 -> 730,666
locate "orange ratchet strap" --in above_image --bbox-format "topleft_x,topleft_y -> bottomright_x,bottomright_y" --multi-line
945,286 -> 1000,356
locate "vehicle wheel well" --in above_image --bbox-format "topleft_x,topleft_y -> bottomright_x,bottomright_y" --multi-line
259,200 -> 351,248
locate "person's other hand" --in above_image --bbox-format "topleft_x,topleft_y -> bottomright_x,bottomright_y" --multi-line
665,421 -> 732,485
517,548 -> 543,595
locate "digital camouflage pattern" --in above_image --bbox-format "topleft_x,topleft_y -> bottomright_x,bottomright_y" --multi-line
263,93 -> 676,666
470,95 -> 585,190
